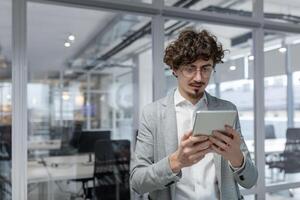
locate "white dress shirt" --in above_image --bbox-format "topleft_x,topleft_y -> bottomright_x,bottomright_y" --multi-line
174,88 -> 217,200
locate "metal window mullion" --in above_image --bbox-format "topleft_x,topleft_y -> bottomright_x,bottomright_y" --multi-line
132,55 -> 139,150
33,0 -> 159,16
59,70 -> 63,126
87,72 -> 91,130
152,15 -> 166,101
12,0 -> 27,199
253,27 -> 266,200
286,45 -> 294,128
253,0 -> 265,199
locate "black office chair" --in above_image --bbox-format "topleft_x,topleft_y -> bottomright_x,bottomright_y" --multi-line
0,125 -> 11,161
93,140 -> 130,200
0,174 -> 11,199
267,128 -> 300,196
265,124 -> 276,139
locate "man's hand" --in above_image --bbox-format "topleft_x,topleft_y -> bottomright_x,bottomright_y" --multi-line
209,125 -> 243,168
169,130 -> 212,173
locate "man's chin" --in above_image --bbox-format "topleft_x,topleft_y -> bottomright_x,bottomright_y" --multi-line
188,89 -> 205,98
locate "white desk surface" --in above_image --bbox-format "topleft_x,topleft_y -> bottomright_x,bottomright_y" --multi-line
245,138 -> 286,154
28,154 -> 94,184
28,139 -> 62,150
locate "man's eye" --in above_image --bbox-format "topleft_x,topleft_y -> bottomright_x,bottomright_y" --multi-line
186,67 -> 194,72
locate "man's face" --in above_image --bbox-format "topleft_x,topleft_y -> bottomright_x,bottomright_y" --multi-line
173,58 -> 214,101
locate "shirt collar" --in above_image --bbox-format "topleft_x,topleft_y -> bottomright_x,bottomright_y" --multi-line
174,88 -> 207,107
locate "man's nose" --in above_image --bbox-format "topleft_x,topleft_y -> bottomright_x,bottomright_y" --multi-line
193,70 -> 202,81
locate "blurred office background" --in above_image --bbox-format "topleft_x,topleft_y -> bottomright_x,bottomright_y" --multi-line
2,0 -> 300,199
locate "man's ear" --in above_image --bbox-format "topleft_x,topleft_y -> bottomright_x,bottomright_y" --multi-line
172,70 -> 178,78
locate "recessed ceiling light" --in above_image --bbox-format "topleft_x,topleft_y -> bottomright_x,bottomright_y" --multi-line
64,42 -> 71,48
229,65 -> 236,71
68,34 -> 75,41
248,55 -> 254,61
64,69 -> 73,75
278,47 -> 287,53
62,92 -> 70,101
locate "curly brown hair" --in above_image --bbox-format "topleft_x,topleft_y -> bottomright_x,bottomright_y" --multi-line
164,28 -> 225,70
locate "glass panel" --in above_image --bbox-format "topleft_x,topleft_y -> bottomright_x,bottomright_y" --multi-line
266,187 -> 300,199
27,2 -> 151,199
0,0 -> 12,199
165,0 -> 253,17
264,0 -> 300,24
264,31 -> 300,185
244,195 -> 255,200
295,72 -> 300,127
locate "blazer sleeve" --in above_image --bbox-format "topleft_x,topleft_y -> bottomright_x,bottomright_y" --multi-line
130,104 -> 181,195
231,107 -> 258,189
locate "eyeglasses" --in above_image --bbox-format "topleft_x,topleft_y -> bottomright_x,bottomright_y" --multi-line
181,65 -> 215,78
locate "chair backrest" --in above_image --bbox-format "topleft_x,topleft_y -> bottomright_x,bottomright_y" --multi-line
283,128 -> 300,173
93,139 -> 130,200
0,125 -> 11,160
265,124 -> 276,139
78,131 -> 111,153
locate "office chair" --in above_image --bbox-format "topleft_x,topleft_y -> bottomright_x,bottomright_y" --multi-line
267,128 -> 300,196
0,125 -> 11,161
93,140 -> 130,200
0,174 -> 11,199
71,131 -> 111,199
265,124 -> 276,139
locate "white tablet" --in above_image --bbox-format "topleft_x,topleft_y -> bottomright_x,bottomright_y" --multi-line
192,110 -> 237,136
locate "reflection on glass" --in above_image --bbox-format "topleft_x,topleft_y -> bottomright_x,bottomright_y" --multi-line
27,2 -> 150,199
264,32 -> 300,186
165,0 -> 252,17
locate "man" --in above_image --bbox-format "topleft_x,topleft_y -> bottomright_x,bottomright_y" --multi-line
130,29 -> 257,200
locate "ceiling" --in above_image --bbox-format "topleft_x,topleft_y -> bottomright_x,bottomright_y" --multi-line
1,0 -> 300,80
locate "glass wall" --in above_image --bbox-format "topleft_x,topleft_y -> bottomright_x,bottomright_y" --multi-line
165,0 -> 253,17
0,0 -> 12,199
27,2 -> 151,199
263,31 -> 300,191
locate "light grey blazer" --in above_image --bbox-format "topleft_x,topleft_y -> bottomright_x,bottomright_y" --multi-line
130,90 -> 258,200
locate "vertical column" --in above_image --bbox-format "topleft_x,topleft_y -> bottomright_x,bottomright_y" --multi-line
152,14 -> 166,101
132,55 -> 139,149
87,72 -> 91,130
286,44 -> 294,128
253,27 -> 265,200
253,0 -> 265,199
59,70 -> 63,126
12,0 -> 27,199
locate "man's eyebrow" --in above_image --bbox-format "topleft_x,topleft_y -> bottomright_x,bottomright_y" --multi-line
201,63 -> 212,67
189,63 -> 212,68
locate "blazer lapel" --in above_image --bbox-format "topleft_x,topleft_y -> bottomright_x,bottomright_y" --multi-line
162,89 -> 179,156
161,89 -> 178,199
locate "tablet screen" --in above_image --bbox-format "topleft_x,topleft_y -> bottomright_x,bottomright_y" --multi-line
192,110 -> 237,136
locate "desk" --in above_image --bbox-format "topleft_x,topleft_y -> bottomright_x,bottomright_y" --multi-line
28,139 -> 62,151
245,138 -> 286,154
28,154 -> 94,183
28,154 -> 94,200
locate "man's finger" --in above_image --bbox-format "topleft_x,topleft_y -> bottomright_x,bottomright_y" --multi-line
209,136 -> 229,151
189,148 -> 211,161
181,130 -> 192,142
211,144 -> 224,155
212,131 -> 232,145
